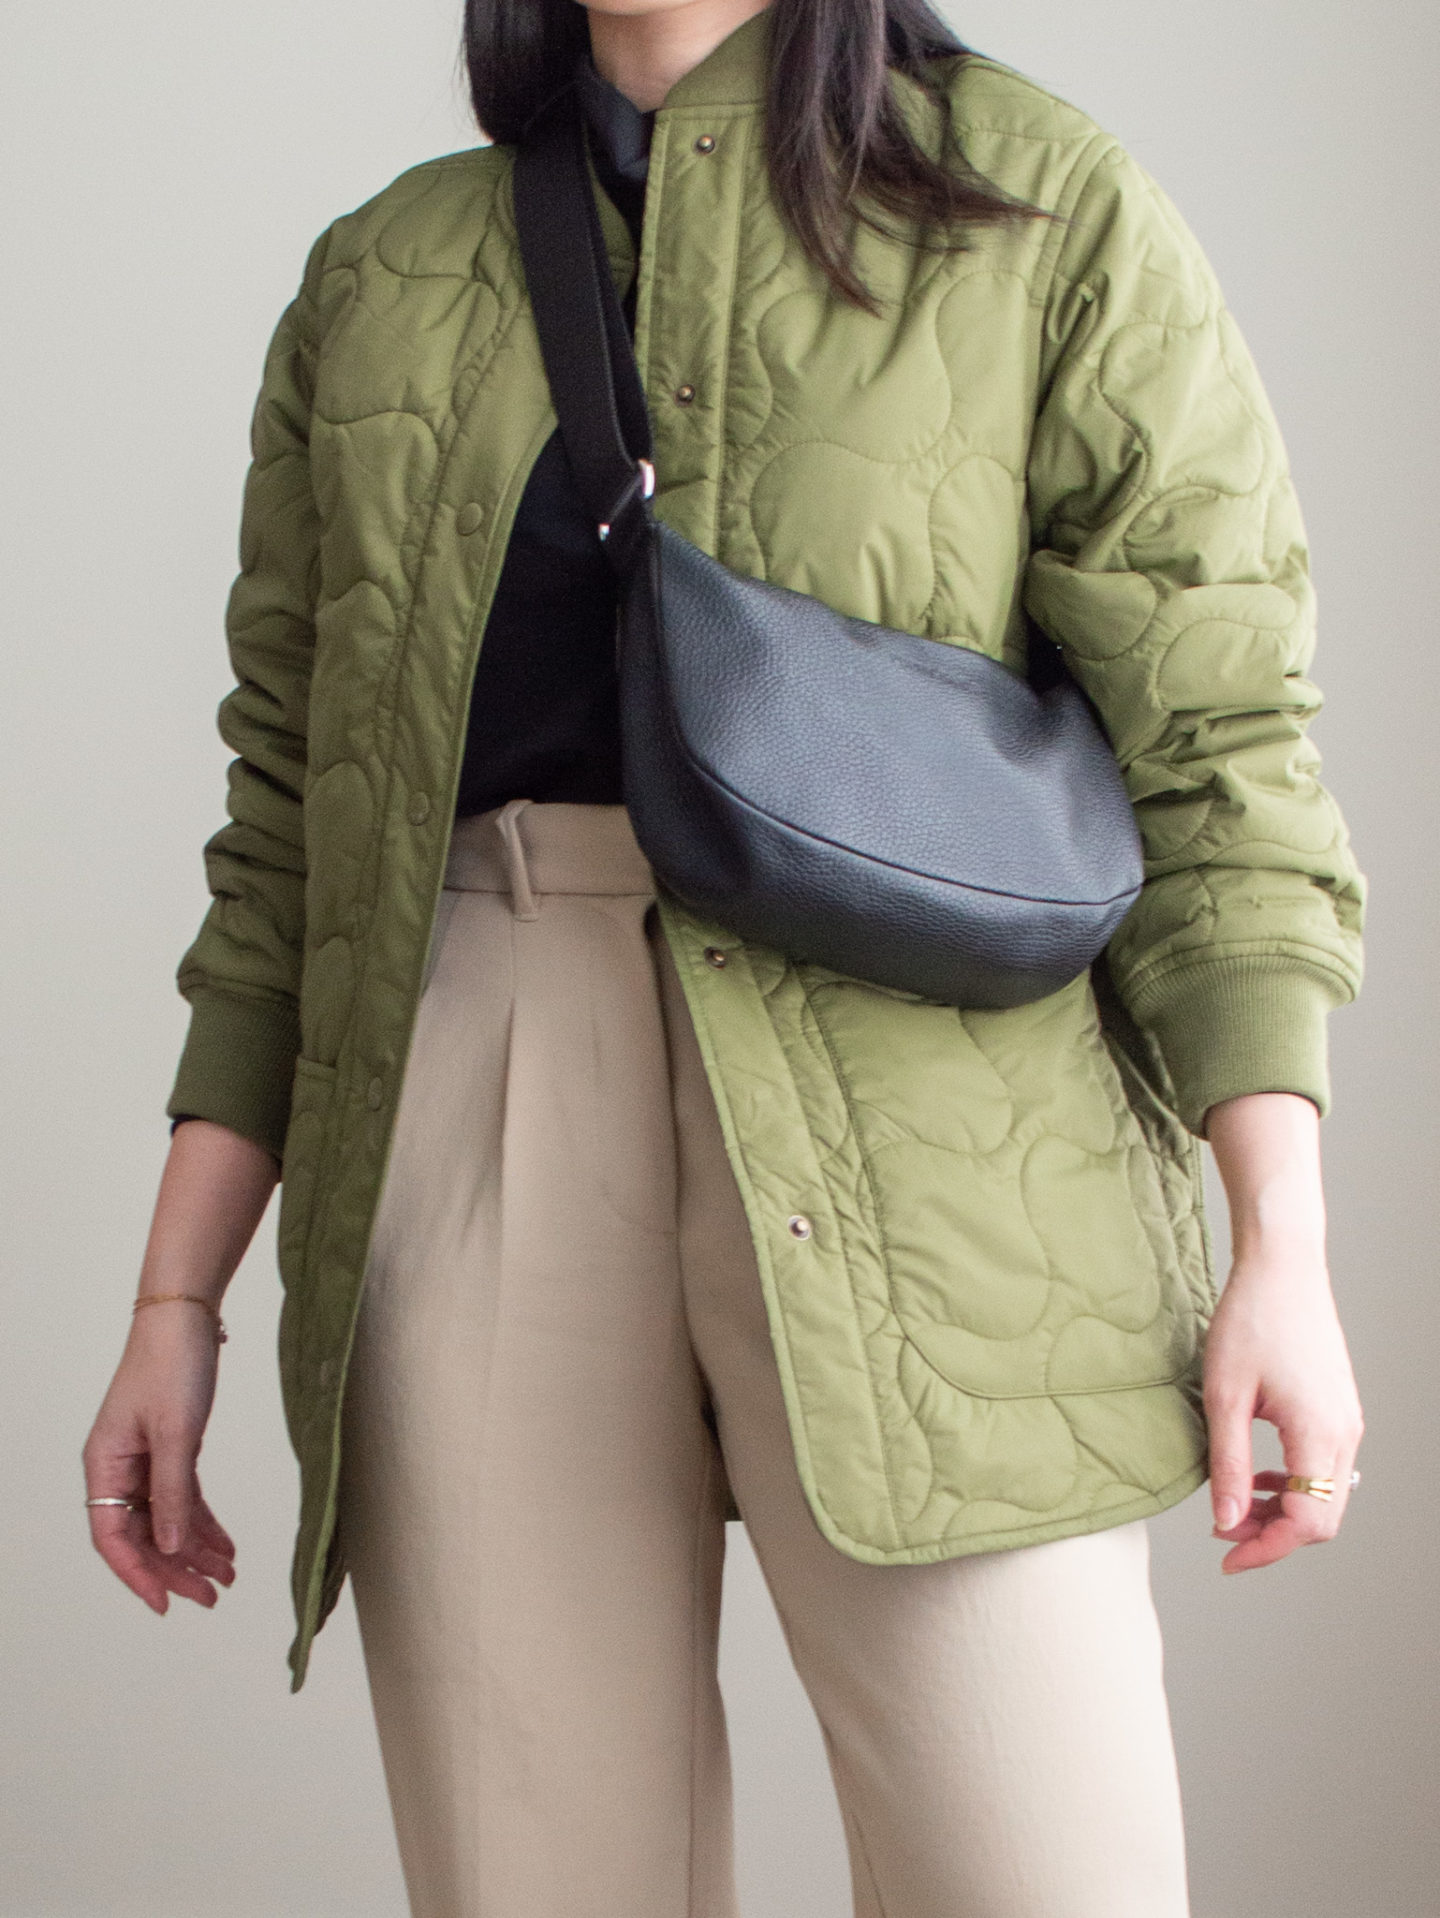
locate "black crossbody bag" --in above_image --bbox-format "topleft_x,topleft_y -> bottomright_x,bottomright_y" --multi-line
512,89 -> 1143,1008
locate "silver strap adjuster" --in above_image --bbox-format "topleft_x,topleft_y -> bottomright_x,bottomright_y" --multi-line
598,459 -> 655,542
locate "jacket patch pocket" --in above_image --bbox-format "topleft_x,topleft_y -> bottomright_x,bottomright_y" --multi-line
277,1058 -> 339,1290
801,972 -> 1202,1403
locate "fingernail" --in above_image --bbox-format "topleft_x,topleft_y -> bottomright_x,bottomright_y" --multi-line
158,1525 -> 181,1555
1215,1498 -> 1239,1530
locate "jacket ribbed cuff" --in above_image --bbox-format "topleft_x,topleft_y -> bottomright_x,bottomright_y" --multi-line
165,988 -> 301,1163
1126,956 -> 1343,1138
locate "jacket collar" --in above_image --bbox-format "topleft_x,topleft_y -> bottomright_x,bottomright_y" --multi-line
580,6 -> 771,281
656,5 -> 771,113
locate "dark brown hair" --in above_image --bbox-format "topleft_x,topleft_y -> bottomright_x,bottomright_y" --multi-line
463,0 -> 1046,312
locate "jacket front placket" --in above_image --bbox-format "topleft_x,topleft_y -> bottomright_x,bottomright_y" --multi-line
605,55 -> 918,1558
628,94 -> 755,558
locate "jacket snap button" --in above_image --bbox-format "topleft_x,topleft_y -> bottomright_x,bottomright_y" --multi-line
456,501 -> 484,535
674,383 -> 696,405
366,1076 -> 384,1110
407,792 -> 431,825
694,134 -> 716,154
787,1215 -> 813,1241
703,946 -> 728,968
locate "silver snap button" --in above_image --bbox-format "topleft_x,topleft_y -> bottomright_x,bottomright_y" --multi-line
787,1215 -> 813,1241
674,382 -> 696,405
366,1076 -> 384,1110
407,792 -> 431,825
456,501 -> 484,535
694,134 -> 716,154
703,946 -> 728,969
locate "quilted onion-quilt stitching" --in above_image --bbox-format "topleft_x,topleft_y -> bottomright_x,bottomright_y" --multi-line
162,45 -> 1365,1681
781,967 -> 1208,1538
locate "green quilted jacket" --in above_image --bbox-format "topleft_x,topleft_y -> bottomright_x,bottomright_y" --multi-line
166,10 -> 1364,1688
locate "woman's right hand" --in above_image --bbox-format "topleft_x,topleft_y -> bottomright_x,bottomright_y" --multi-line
83,1305 -> 236,1611
82,1118 -> 281,1612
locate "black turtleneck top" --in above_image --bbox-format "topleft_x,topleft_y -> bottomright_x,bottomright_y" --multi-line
452,59 -> 655,819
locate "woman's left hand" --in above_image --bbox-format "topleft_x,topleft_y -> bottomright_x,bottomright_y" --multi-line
1201,1091 -> 1364,1572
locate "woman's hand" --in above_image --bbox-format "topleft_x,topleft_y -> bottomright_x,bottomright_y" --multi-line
82,1119 -> 280,1611
1202,1092 -> 1364,1572
83,1306 -> 236,1611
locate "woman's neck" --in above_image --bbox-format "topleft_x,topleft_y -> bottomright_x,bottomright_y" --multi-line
583,0 -> 771,112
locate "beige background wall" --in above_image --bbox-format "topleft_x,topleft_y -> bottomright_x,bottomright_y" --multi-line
2,3 -> 1435,1913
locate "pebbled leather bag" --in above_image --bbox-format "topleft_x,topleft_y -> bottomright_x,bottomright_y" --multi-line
513,88 -> 1144,1008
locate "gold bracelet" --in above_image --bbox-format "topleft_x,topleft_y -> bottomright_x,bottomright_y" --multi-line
132,1293 -> 228,1344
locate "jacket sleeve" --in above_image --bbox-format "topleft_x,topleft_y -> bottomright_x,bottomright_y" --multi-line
164,231 -> 329,1161
1023,140 -> 1365,1136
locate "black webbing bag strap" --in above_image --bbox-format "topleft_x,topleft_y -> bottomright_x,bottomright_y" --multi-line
512,87 -> 655,575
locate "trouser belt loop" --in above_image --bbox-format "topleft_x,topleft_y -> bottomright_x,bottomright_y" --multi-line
493,798 -> 540,920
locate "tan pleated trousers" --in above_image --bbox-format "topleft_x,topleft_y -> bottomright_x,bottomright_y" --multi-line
336,801 -> 1191,1918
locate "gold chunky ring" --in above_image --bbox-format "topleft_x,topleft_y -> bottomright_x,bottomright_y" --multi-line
1285,1471 -> 1361,1502
1286,1475 -> 1335,1501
